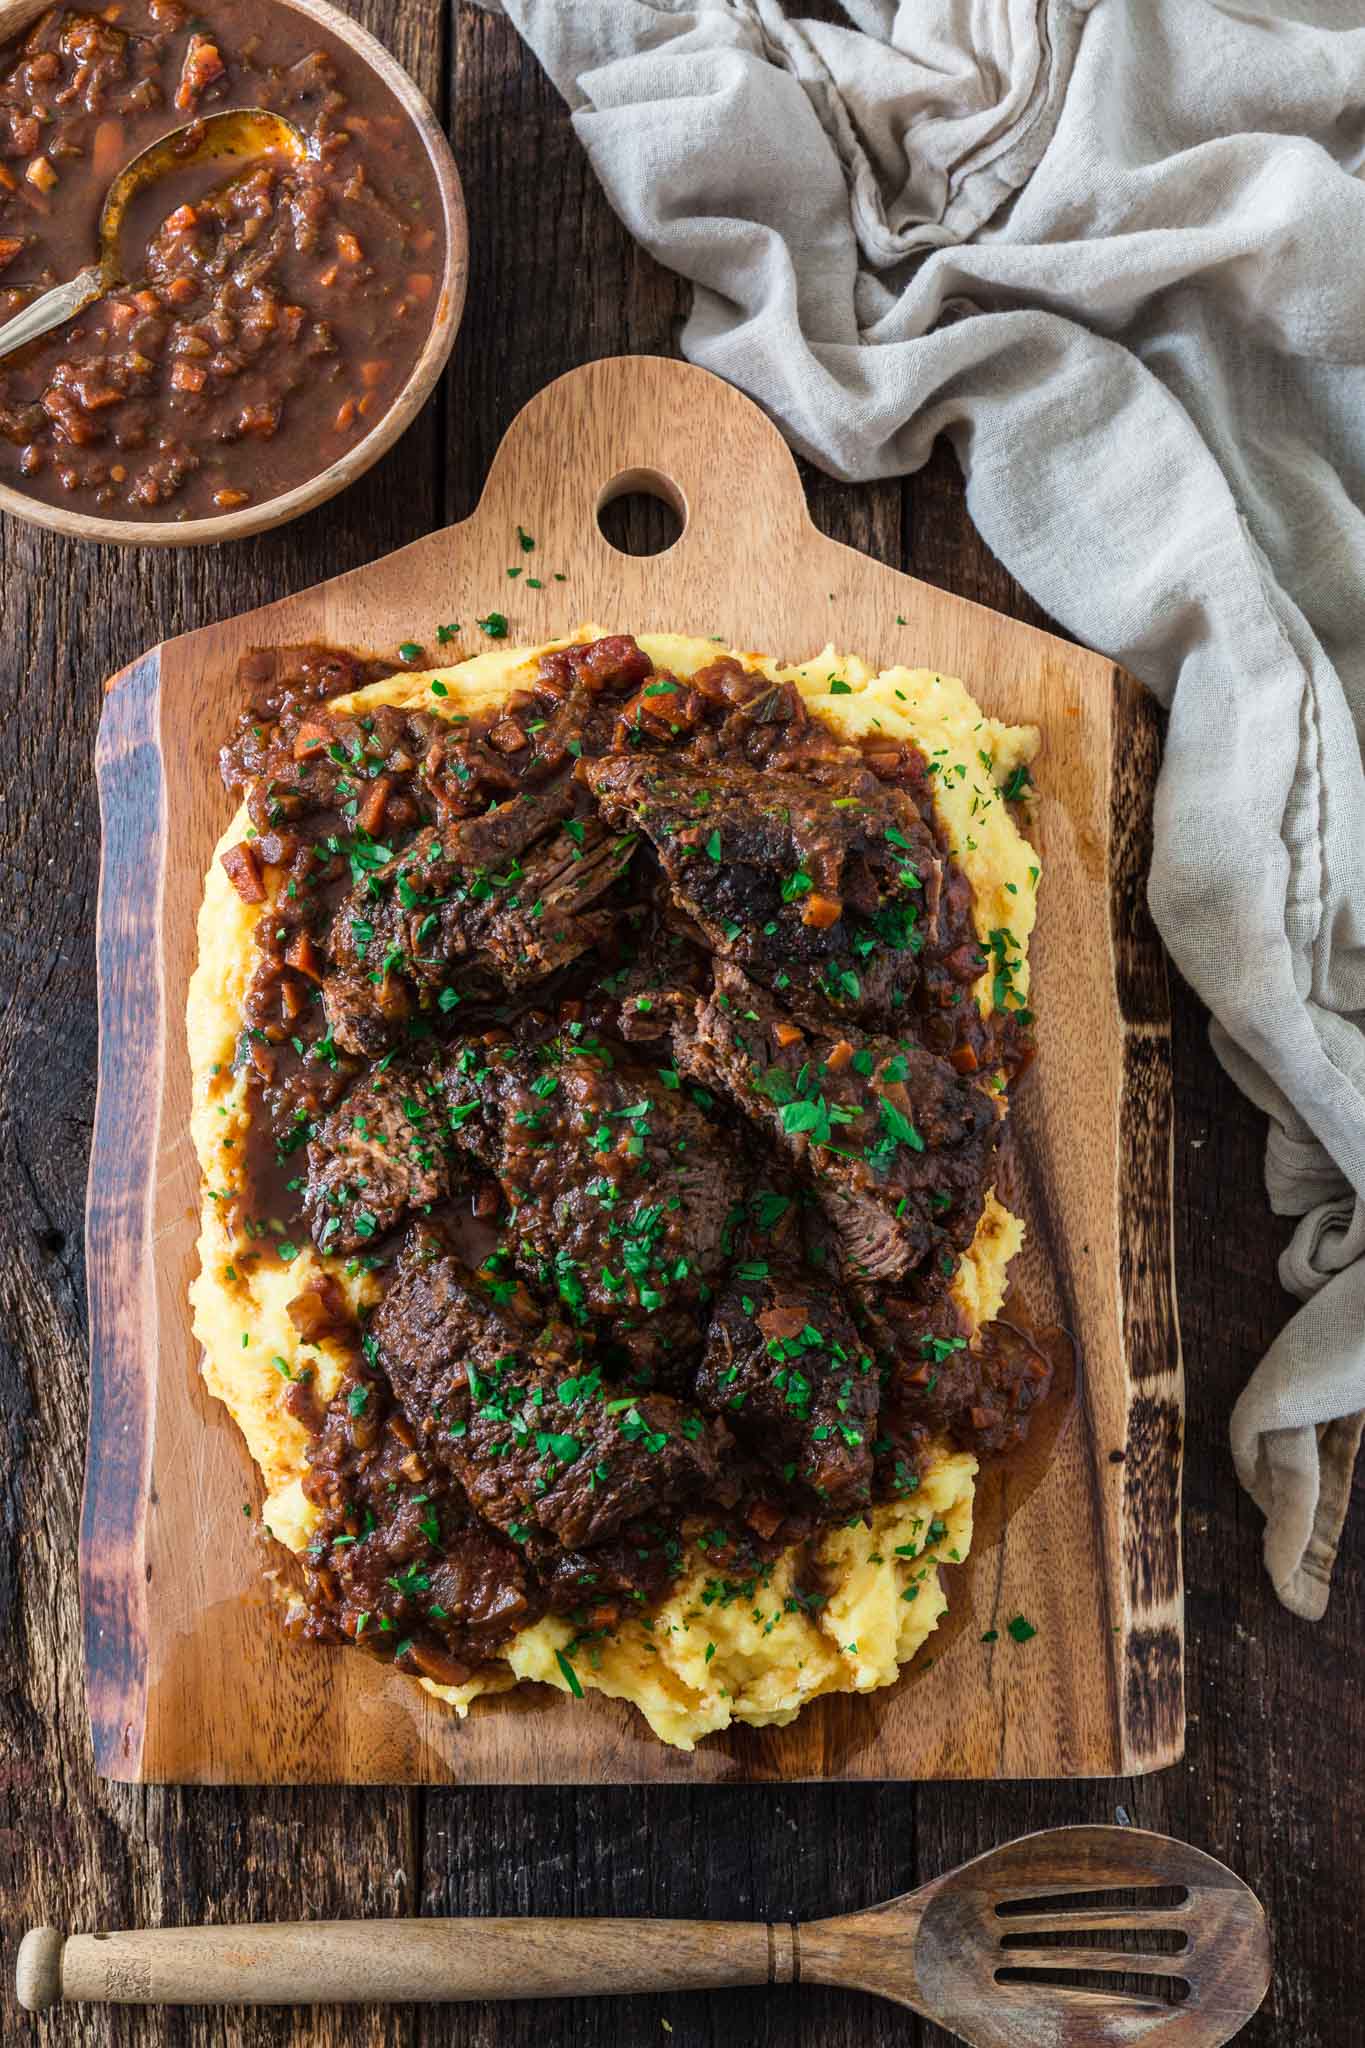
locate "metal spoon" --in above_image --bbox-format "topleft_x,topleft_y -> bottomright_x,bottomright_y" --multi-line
16,1826 -> 1271,2045
0,107 -> 310,361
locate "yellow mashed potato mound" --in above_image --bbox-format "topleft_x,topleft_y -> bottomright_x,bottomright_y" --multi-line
188,628 -> 1039,1750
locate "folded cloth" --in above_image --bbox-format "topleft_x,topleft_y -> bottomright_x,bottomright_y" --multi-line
483,0 -> 1365,1616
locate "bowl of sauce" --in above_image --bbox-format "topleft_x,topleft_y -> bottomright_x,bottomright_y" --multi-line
0,0 -> 465,542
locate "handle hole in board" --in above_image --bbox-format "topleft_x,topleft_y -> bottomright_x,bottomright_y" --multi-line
596,467 -> 687,557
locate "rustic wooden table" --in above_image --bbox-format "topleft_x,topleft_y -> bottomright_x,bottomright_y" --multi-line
2,7 -> 1361,2044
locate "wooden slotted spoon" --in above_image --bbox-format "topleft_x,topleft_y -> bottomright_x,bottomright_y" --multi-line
16,1826 -> 1270,2045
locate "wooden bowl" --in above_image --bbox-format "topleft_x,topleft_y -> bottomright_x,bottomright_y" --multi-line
0,0 -> 466,547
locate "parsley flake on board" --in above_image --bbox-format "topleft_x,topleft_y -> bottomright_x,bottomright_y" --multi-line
555,1647 -> 585,1698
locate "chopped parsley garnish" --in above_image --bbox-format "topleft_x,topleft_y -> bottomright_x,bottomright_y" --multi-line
554,1647 -> 584,1697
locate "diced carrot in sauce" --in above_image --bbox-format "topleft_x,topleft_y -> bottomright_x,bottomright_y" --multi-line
336,230 -> 363,264
356,392 -> 375,417
357,774 -> 392,836
284,931 -> 323,982
318,263 -> 339,288
91,118 -> 124,182
237,401 -> 280,437
824,1038 -> 854,1071
406,272 -> 433,301
359,359 -> 388,388
0,166 -> 16,193
292,722 -> 335,760
950,1043 -> 979,1075
133,289 -> 160,314
772,1019 -> 805,1051
170,361 -> 206,393
162,203 -> 198,234
333,397 -> 357,431
40,388 -> 97,445
174,33 -> 225,112
166,276 -> 197,306
212,488 -> 249,509
25,156 -> 57,193
0,237 -> 21,273
802,891 -> 843,929
221,841 -> 265,903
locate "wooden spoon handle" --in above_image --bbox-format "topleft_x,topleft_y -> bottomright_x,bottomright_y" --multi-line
17,1918 -> 797,2010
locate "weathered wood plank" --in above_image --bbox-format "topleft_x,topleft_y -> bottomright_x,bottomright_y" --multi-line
0,9 -> 1359,2048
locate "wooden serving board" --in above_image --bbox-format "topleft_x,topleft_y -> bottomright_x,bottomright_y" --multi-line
86,354 -> 1183,1784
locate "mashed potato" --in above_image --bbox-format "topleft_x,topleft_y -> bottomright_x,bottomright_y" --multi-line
188,628 -> 1040,1749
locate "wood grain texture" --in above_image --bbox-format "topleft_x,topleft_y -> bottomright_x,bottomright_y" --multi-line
0,0 -> 469,549
85,348 -> 1177,1784
0,7 -> 1360,2045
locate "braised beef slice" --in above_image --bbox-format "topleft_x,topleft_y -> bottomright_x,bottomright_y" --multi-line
673,962 -> 1001,1285
302,1053 -> 458,1254
872,1295 -> 1053,1467
441,1037 -> 747,1321
300,1356 -> 540,1682
584,753 -> 956,1029
697,1261 -> 879,1514
371,1225 -> 733,1567
597,1305 -> 704,1396
321,803 -> 636,1054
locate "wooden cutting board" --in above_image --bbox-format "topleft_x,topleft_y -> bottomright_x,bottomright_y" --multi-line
85,354 -> 1183,1785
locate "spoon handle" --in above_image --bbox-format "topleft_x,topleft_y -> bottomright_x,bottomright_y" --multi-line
17,1919 -> 797,2010
0,263 -> 104,359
